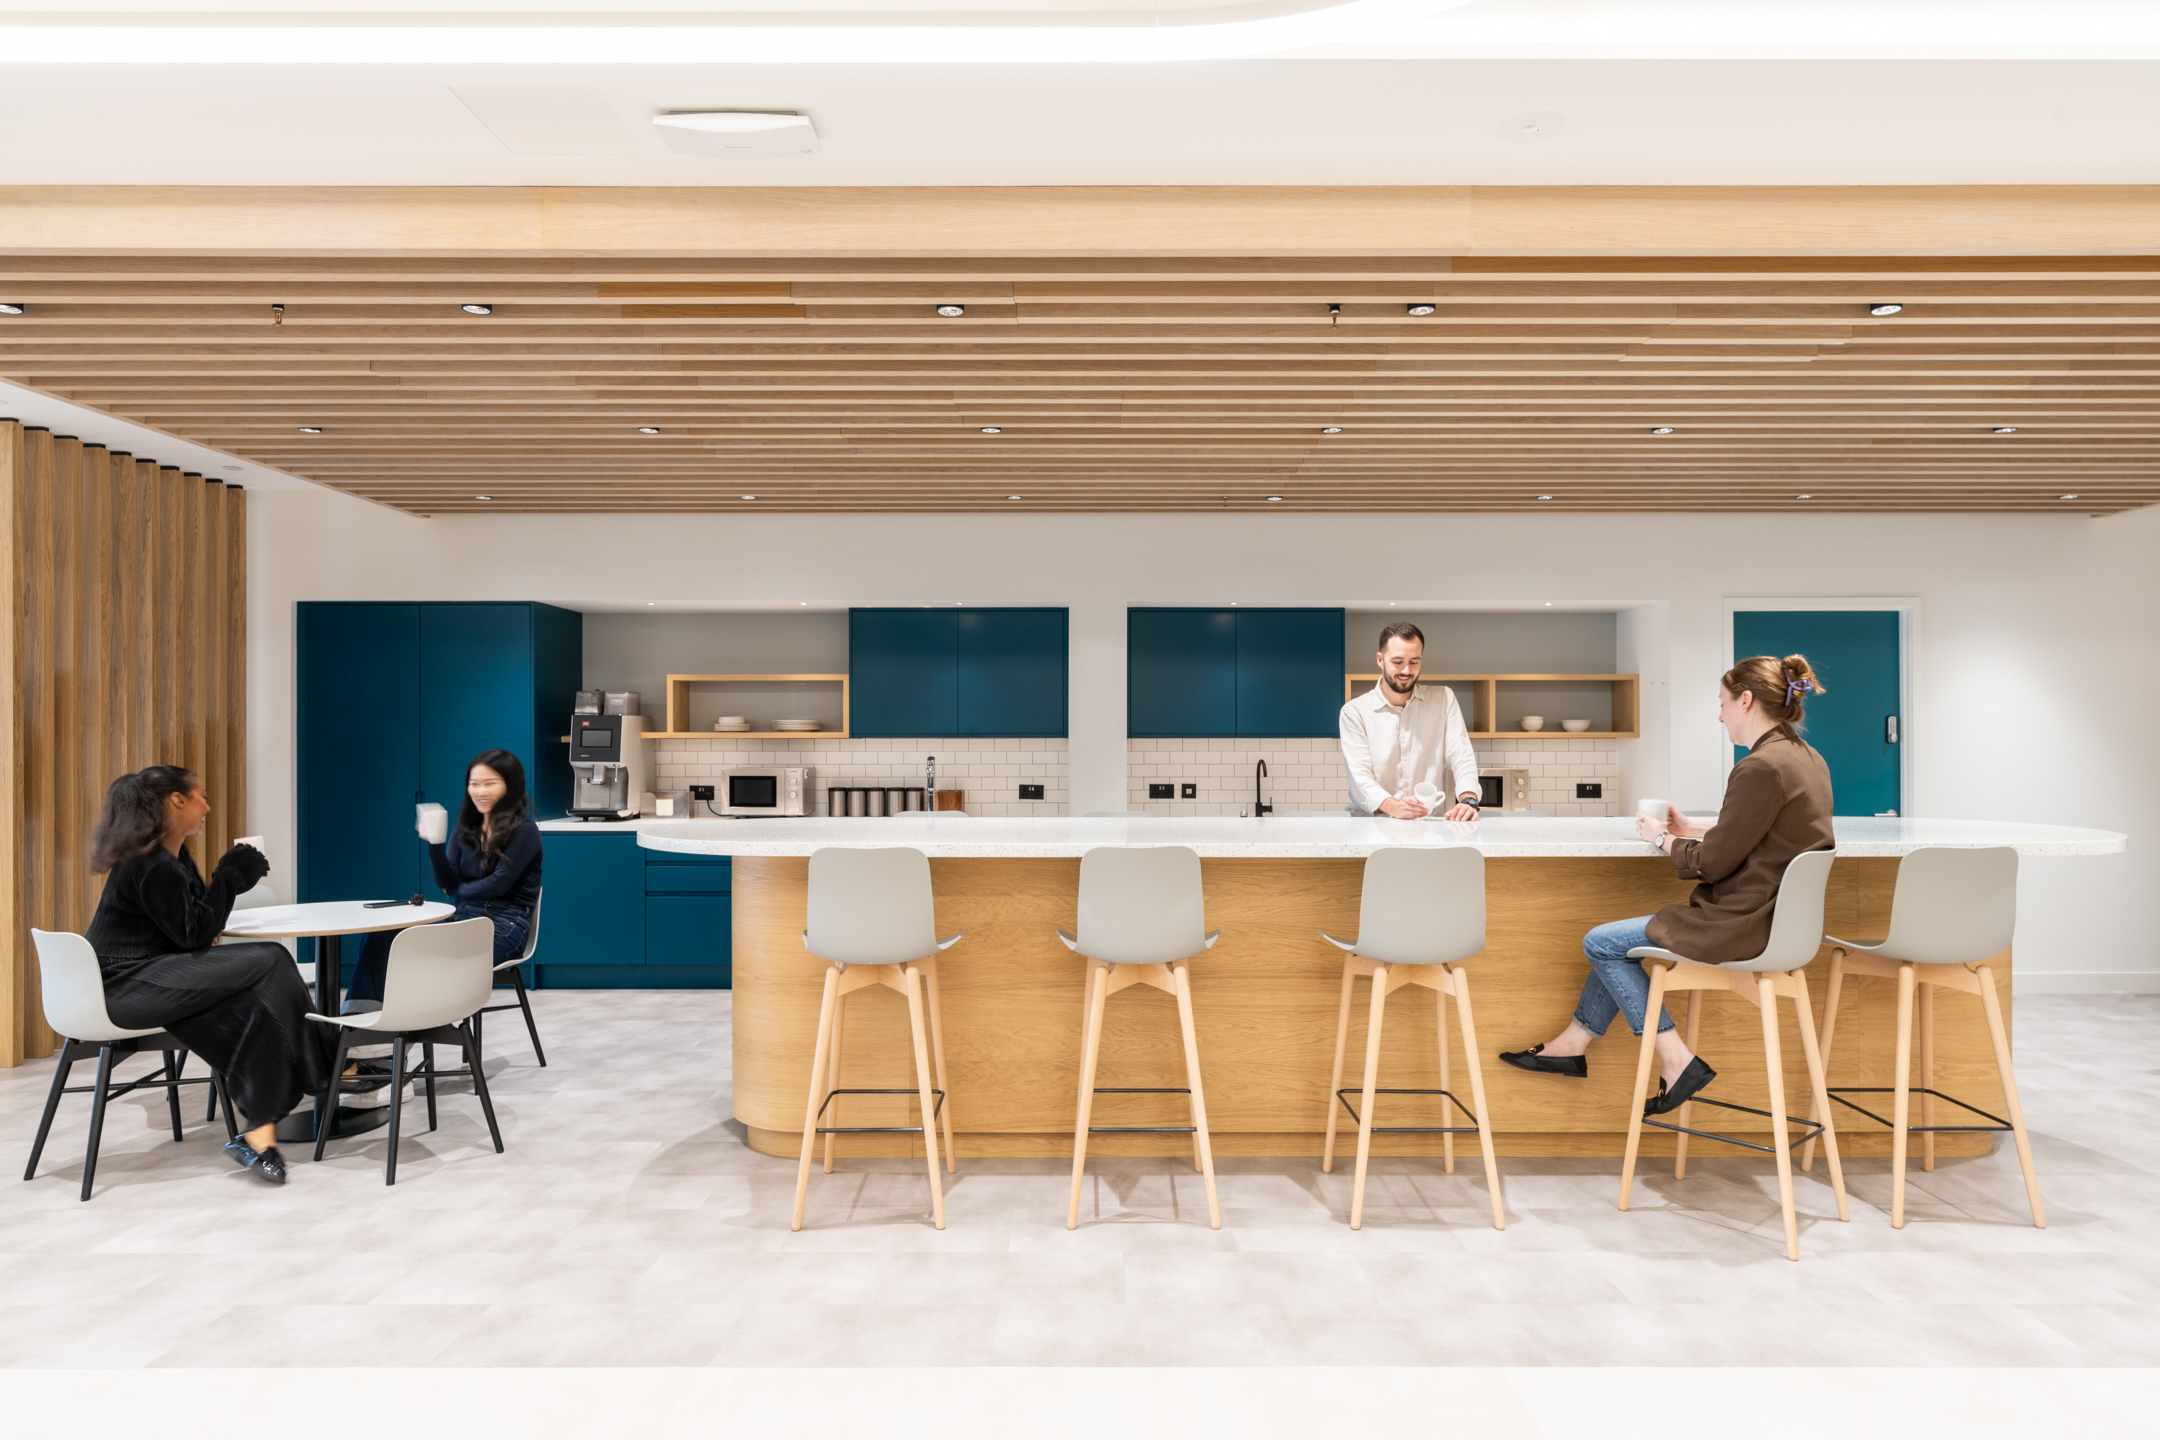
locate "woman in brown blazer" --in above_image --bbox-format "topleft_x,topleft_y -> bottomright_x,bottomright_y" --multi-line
1501,654 -> 1834,1115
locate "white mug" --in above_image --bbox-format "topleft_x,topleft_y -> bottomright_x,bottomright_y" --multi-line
1636,798 -> 1669,826
1413,781 -> 1442,815
235,834 -> 264,852
416,802 -> 450,844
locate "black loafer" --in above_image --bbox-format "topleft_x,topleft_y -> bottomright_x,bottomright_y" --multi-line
1644,1057 -> 1717,1117
339,1069 -> 392,1094
223,1137 -> 290,1185
1500,1044 -> 1588,1078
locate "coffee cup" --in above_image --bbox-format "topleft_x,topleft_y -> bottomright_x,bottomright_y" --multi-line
1413,781 -> 1442,815
1636,798 -> 1669,825
416,802 -> 450,844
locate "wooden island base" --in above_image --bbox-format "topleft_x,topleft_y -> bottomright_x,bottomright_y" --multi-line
731,854 -> 2011,1162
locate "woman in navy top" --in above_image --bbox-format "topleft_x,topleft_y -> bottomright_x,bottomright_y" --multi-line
349,749 -> 542,1003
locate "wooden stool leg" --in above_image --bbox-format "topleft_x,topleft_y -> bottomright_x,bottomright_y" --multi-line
1618,964 -> 1669,1211
822,992 -> 845,1174
1349,964 -> 1390,1231
1975,963 -> 2046,1229
1802,948 -> 1847,1172
1758,974 -> 1799,1261
1891,961 -> 1916,1229
1919,980 -> 1937,1173
1675,992 -> 1704,1179
924,958 -> 958,1175
1436,980 -> 1454,1175
1789,969 -> 1849,1222
1448,967 -> 1505,1231
1172,961 -> 1221,1231
1321,960 -> 1356,1174
903,964 -> 945,1230
1067,961 -> 1109,1230
791,965 -> 841,1232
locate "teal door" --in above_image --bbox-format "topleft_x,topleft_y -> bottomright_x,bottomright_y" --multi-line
1733,610 -> 1901,816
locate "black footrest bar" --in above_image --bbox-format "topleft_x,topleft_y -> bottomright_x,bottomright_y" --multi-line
1641,1094 -> 1825,1156
814,1086 -> 946,1135
1825,1086 -> 2012,1134
1336,1087 -> 1481,1136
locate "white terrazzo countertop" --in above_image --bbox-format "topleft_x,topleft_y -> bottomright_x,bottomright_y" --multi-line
538,813 -> 2127,860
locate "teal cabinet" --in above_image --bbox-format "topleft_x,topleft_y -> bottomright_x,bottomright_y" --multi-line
850,608 -> 1068,738
646,897 -> 733,984
535,831 -> 646,971
1128,607 -> 1344,738
529,838 -> 732,988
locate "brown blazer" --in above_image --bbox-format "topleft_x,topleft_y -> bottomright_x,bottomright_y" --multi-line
1645,727 -> 1834,965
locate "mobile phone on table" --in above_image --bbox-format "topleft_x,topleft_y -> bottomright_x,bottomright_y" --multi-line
363,894 -> 423,909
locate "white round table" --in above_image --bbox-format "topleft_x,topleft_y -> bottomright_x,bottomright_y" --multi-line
221,899 -> 455,1142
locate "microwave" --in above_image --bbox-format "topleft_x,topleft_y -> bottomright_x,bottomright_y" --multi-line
1478,768 -> 1531,812
720,765 -> 815,817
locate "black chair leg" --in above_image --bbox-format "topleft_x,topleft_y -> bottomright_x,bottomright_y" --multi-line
314,1030 -> 354,1163
24,1042 -> 77,1182
384,1034 -> 407,1186
513,968 -> 546,1067
213,1075 -> 238,1141
165,1050 -> 188,1141
81,1045 -> 118,1202
462,1022 -> 504,1154
423,1043 -> 438,1132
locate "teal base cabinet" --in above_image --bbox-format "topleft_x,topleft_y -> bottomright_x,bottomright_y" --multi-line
530,836 -> 732,989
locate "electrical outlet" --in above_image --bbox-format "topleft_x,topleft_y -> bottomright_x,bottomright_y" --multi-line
1181,783 -> 1197,799
1018,783 -> 1044,800
1576,782 -> 1603,799
689,785 -> 715,801
1148,783 -> 1175,800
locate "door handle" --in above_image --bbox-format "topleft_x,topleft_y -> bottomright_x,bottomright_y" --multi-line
1885,716 -> 1899,744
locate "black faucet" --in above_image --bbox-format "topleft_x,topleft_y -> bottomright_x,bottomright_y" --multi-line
1254,759 -> 1271,817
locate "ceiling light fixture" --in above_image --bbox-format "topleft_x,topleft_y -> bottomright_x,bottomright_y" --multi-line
1265,495 -> 1283,502
0,303 -> 23,315
1006,494 -> 1023,500
1406,303 -> 1436,317
1535,494 -> 1555,501
740,494 -> 757,500
473,494 -> 493,500
937,304 -> 965,317
1796,493 -> 1814,499
1992,426 -> 2019,434
461,304 -> 494,315
980,426 -> 1002,434
637,426 -> 661,435
2058,493 -> 2080,500
1321,426 -> 1344,435
1868,303 -> 1905,316
1650,426 -> 1676,435
298,426 -> 323,434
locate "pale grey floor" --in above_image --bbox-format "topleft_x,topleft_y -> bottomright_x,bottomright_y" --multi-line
2,990 -> 2155,1369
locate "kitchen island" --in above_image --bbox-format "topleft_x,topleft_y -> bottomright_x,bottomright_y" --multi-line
636,814 -> 2125,1161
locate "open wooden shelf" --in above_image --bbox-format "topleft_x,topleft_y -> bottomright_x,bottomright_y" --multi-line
1345,673 -> 1639,739
656,673 -> 851,740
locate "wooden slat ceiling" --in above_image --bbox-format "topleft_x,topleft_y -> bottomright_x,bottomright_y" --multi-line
1,252 -> 2156,515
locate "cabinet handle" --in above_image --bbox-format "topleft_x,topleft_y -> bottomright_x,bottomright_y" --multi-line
1885,716 -> 1899,744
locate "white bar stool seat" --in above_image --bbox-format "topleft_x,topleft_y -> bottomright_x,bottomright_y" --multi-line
792,847 -> 964,1231
1317,846 -> 1504,1231
1619,847 -> 1851,1261
1800,845 -> 2042,1229
1059,845 -> 1222,1230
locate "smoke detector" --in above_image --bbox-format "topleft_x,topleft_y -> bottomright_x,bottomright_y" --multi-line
652,111 -> 819,159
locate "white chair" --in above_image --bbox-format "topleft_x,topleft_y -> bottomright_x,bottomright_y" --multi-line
1318,847 -> 1504,1231
472,891 -> 547,1066
793,848 -> 965,1231
1800,846 -> 2041,1229
1059,845 -> 1222,1230
24,930 -> 230,1201
1619,848 -> 1850,1261
307,916 -> 503,1184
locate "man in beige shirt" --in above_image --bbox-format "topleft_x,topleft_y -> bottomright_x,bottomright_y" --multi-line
1340,622 -> 1481,819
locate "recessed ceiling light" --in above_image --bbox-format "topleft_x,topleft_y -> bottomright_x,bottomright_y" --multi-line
637,426 -> 661,435
462,304 -> 494,316
740,494 -> 757,500
2058,493 -> 2080,500
473,494 -> 492,500
298,426 -> 323,434
1321,426 -> 1344,435
1992,426 -> 2019,434
1265,495 -> 1283,502
1544,602 -> 1552,607
1406,303 -> 1436,317
1868,303 -> 1905,317
1796,493 -> 1814,499
646,602 -> 655,606
980,426 -> 1002,434
1650,426 -> 1676,435
937,304 -> 965,317
1006,494 -> 1023,500
0,303 -> 23,315
1535,494 -> 1555,501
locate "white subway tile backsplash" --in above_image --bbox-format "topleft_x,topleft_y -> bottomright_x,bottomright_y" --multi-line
654,734 -> 1069,818
1125,736 -> 1621,817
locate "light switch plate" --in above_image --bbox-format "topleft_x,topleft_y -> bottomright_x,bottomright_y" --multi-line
1181,783 -> 1197,799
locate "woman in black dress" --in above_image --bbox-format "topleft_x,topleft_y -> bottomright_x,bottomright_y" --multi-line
347,749 -> 541,1004
85,765 -> 336,1184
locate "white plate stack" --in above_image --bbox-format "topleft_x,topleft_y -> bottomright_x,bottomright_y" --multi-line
714,714 -> 751,733
772,718 -> 822,733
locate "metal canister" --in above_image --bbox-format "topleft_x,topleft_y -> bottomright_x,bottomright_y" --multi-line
846,787 -> 869,817
864,787 -> 887,817
827,787 -> 848,817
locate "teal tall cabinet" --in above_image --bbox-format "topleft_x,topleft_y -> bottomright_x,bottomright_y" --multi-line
1128,608 -> 1344,738
296,601 -> 582,978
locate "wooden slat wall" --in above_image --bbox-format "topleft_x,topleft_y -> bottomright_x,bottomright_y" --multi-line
0,419 -> 248,1066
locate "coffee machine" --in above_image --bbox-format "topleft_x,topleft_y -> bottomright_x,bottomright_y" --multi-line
568,712 -> 654,821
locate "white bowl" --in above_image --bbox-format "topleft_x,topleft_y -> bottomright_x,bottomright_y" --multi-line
1561,719 -> 1592,733
1519,715 -> 1545,732
716,715 -> 747,725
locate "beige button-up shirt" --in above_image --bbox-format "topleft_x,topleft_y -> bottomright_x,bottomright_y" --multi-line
1340,680 -> 1480,816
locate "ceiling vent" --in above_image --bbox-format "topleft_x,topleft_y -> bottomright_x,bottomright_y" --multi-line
652,111 -> 819,159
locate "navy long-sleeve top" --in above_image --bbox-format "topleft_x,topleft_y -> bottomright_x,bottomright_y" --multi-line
428,817 -> 542,914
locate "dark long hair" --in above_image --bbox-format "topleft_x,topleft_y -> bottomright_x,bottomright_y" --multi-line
456,749 -> 530,867
89,765 -> 200,873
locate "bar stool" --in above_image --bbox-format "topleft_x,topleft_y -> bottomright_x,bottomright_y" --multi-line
1318,846 -> 1504,1231
1799,845 -> 2042,1229
1619,848 -> 1850,1261
1060,845 -> 1221,1230
792,847 -> 964,1232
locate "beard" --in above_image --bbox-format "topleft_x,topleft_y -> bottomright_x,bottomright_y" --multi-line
1384,672 -> 1418,695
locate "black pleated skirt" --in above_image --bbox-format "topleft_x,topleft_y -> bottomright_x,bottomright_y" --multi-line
100,942 -> 338,1129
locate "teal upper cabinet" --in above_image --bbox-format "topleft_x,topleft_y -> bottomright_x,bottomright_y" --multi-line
1129,607 -> 1344,738
850,608 -> 1068,738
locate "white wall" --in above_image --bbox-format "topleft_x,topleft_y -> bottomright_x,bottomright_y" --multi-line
247,491 -> 2157,988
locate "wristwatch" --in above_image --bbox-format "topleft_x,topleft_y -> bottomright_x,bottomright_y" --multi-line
1456,794 -> 1480,812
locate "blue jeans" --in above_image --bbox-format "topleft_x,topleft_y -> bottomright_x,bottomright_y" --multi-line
1573,916 -> 1675,1039
347,901 -> 529,1005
